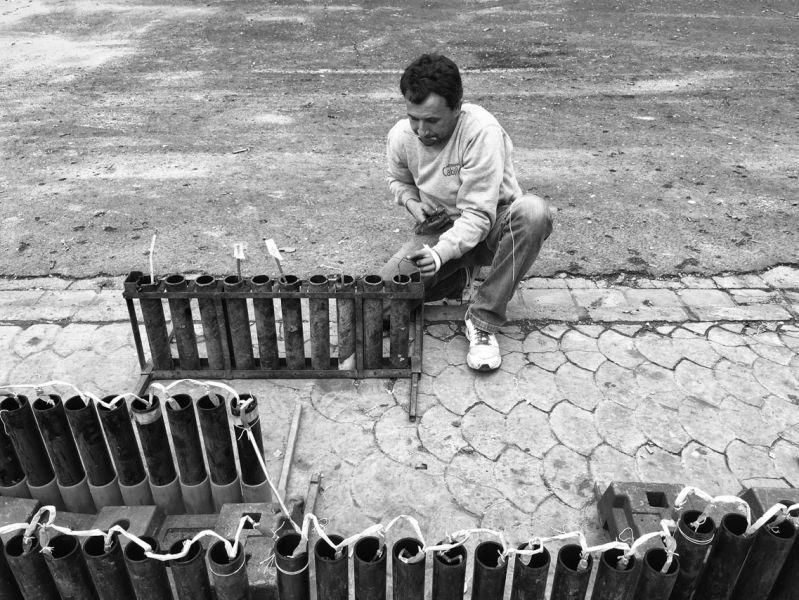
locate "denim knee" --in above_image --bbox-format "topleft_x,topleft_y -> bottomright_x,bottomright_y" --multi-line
510,194 -> 553,239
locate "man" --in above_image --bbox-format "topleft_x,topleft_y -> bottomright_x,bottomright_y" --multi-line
380,53 -> 553,372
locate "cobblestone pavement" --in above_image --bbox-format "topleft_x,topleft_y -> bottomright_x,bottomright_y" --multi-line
0,267 -> 797,553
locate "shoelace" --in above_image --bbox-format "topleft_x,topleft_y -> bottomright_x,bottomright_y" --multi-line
474,329 -> 492,345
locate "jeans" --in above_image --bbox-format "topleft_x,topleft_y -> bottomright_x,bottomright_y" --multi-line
378,194 -> 553,333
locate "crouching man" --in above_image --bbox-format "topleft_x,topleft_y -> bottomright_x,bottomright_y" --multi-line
380,53 -> 553,372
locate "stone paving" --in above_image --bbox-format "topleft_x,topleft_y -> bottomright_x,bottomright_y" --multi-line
0,267 -> 797,556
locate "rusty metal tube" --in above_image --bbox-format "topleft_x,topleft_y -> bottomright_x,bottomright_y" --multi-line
550,544 -> 592,600
432,543 -> 467,600
251,275 -> 279,369
471,540 -> 508,600
123,536 -> 171,600
230,394 -> 266,489
729,516 -> 796,600
137,276 -> 172,369
4,533 -> 60,600
670,510 -> 716,600
308,274 -> 331,369
362,275 -> 384,370
392,537 -> 425,600
207,539 -> 250,600
589,548 -> 639,600
195,275 -> 226,370
63,395 -> 115,487
388,274 -> 412,368
43,534 -> 98,600
632,547 -> 679,600
196,393 -> 237,486
335,274 -> 356,370
97,396 -> 146,486
82,534 -> 135,600
693,512 -> 754,600
222,275 -> 255,369
168,539 -> 213,600
354,535 -> 386,600
510,543 -> 550,600
275,533 -> 310,600
315,534 -> 348,600
164,274 -> 201,369
279,275 -> 306,370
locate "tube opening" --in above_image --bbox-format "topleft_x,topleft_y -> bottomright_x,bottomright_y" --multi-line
518,543 -> 549,568
0,395 -> 24,411
336,274 -> 355,287
722,512 -> 748,536
682,510 -> 715,534
165,274 -> 185,286
223,275 -> 241,286
276,533 -> 305,559
363,274 -> 383,286
125,537 -> 157,562
49,535 -> 78,559
112,519 -> 130,531
315,535 -> 345,561
603,548 -> 635,571
195,275 -> 216,287
279,275 -> 299,286
645,548 -> 677,574
97,395 -> 120,412
84,535 -> 115,557
355,536 -> 383,562
392,538 -> 423,561
166,393 -> 192,412
392,274 -> 412,285
435,544 -> 466,566
64,395 -> 87,411
767,516 -> 796,539
131,396 -> 159,412
170,540 -> 201,563
475,541 -> 503,568
32,394 -> 61,411
197,394 -> 225,410
558,544 -> 590,572
251,275 -> 271,286
5,533 -> 39,557
209,540 -> 241,565
309,274 -> 328,286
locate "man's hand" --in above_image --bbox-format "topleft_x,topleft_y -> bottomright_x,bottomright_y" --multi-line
406,246 -> 441,278
404,198 -> 427,224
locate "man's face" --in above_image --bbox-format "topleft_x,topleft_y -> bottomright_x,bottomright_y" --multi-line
405,92 -> 461,147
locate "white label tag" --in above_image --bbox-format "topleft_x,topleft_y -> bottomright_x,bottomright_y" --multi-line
264,238 -> 283,262
233,242 -> 246,260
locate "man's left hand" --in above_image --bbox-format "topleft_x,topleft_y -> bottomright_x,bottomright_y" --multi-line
406,247 -> 441,278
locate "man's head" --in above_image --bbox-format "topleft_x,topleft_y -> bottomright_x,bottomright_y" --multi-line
400,54 -> 463,147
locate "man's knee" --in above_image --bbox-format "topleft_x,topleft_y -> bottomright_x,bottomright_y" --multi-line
511,194 -> 553,238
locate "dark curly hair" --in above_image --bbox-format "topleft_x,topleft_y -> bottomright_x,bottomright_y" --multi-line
400,54 -> 463,109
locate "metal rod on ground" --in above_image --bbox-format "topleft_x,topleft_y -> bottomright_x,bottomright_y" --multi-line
63,395 -> 122,508
164,393 -> 213,513
251,275 -> 279,369
769,505 -> 799,600
335,274 -> 356,370
196,392 -> 242,509
43,534 -> 99,600
0,540 -> 22,600
631,548 -> 679,600
432,544 -> 468,600
231,393 -> 270,503
315,535 -> 348,600
471,540 -> 508,600
137,275 -> 173,369
693,512 -> 754,600
32,393 -> 95,513
82,533 -> 135,600
354,536 -> 387,600
168,539 -> 213,600
207,539 -> 250,600
669,510 -> 717,600
97,396 -> 153,506
308,274 -> 331,369
123,536 -> 172,600
361,275 -> 384,370
0,410 -> 26,498
278,403 -> 302,501
0,395 -> 63,509
589,548 -> 639,600
729,516 -> 797,600
223,275 -> 255,369
509,543 -> 550,600
550,544 -> 592,600
275,533 -> 310,600
279,274 -> 306,370
388,274 -> 412,368
195,275 -> 226,370
130,395 -> 184,514
163,274 -> 201,369
3,533 -> 60,600
392,537 -> 425,600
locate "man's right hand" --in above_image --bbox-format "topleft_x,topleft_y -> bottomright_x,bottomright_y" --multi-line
404,198 -> 427,223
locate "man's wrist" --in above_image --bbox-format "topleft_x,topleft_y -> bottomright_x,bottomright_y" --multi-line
402,197 -> 420,209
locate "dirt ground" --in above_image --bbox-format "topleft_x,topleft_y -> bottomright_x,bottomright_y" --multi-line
1,0 -> 797,280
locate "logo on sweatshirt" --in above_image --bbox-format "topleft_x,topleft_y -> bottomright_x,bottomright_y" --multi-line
442,163 -> 461,177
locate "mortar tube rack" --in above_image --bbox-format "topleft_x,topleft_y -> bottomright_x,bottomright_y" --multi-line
123,271 -> 425,420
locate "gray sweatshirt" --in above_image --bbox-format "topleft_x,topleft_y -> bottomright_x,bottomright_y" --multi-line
386,103 -> 523,264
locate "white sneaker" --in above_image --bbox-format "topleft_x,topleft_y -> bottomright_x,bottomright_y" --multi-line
464,318 -> 501,372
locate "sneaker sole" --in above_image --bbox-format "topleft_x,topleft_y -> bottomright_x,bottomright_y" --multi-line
467,358 -> 501,372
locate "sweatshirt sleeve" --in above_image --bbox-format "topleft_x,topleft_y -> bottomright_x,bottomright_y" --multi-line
386,125 -> 420,207
432,125 -> 505,263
